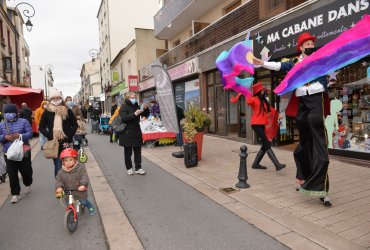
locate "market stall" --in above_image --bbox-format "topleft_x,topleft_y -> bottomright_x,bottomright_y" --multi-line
140,116 -> 177,145
0,86 -> 44,133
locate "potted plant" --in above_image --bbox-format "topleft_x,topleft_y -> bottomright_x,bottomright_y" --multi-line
183,105 -> 211,163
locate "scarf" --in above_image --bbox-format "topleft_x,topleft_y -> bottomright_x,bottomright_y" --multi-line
47,104 -> 68,141
62,161 -> 77,172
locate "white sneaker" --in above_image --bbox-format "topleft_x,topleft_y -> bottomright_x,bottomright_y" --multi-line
127,169 -> 134,175
11,195 -> 21,204
135,169 -> 146,175
25,186 -> 31,194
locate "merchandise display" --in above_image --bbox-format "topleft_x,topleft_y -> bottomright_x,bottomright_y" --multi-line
140,116 -> 168,133
327,60 -> 370,153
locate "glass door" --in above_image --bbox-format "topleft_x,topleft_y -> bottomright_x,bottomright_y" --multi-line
216,85 -> 227,135
238,95 -> 246,137
207,85 -> 216,133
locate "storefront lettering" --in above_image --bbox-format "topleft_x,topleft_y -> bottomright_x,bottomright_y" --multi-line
328,0 -> 369,22
254,0 -> 370,59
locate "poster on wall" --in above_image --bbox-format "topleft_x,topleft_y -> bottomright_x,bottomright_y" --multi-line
184,79 -> 200,110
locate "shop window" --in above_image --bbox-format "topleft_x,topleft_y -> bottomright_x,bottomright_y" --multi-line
267,0 -> 285,10
223,1 -> 242,15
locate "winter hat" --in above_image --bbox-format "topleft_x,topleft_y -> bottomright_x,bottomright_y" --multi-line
49,88 -> 63,100
3,103 -> 18,114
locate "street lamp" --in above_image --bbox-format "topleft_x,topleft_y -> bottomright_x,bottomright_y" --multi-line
89,49 -> 104,111
89,49 -> 99,65
44,64 -> 53,100
8,1 -> 35,32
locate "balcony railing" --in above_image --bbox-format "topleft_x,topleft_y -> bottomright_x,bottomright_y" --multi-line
154,0 -> 192,36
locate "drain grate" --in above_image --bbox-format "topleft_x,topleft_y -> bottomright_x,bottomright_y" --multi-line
221,187 -> 237,194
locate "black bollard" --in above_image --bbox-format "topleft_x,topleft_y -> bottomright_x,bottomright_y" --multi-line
235,145 -> 250,189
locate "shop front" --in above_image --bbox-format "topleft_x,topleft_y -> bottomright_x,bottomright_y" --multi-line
199,0 -> 370,158
139,76 -> 156,103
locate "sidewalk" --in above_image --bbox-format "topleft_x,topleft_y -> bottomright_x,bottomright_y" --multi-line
142,135 -> 370,250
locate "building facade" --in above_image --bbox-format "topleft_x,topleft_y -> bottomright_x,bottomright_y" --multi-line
79,60 -> 101,105
96,0 -> 160,111
139,0 -> 370,159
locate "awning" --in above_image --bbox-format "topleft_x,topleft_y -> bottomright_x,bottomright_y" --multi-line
0,86 -> 43,96
110,81 -> 128,96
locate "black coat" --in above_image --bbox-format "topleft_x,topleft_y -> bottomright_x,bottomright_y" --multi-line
19,107 -> 33,125
111,104 -> 118,116
119,99 -> 149,147
39,108 -> 78,154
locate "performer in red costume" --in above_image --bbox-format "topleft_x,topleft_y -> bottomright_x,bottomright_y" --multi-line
254,32 -> 332,207
247,82 -> 286,171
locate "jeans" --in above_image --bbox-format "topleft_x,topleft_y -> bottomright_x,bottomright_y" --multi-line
79,199 -> 94,210
53,158 -> 62,177
176,133 -> 183,146
38,128 -> 47,147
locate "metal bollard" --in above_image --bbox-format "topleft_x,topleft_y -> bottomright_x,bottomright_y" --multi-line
235,145 -> 250,189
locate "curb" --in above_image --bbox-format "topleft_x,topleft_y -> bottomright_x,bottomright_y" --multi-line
84,147 -> 144,250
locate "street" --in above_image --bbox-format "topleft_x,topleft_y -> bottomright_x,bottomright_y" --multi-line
87,133 -> 288,250
0,147 -> 107,250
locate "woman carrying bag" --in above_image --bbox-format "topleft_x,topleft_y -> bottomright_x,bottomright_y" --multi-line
0,104 -> 33,203
247,83 -> 286,171
39,89 -> 78,177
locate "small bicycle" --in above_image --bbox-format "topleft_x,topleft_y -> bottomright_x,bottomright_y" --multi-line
73,134 -> 88,163
57,189 -> 85,233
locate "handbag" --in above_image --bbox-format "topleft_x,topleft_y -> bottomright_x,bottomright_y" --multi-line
112,114 -> 126,133
7,135 -> 24,161
43,139 -> 59,159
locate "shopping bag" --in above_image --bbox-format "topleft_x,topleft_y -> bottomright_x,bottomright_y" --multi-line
265,108 -> 278,142
43,139 -> 59,159
6,135 -> 24,161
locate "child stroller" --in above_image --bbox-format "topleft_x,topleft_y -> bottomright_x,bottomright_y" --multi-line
99,116 -> 110,134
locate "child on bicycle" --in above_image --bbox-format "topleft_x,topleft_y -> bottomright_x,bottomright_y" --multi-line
55,148 -> 95,215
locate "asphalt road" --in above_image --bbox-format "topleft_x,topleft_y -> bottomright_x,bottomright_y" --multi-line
88,132 -> 289,250
0,150 -> 107,250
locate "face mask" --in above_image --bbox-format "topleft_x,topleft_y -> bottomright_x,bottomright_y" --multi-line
51,99 -> 62,106
66,101 -> 72,107
4,113 -> 17,121
338,119 -> 343,125
304,47 -> 315,56
130,98 -> 137,105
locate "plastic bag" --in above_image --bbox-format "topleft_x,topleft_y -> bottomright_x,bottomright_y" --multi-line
6,135 -> 24,161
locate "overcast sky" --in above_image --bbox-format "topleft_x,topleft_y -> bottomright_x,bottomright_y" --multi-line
10,0 -> 101,97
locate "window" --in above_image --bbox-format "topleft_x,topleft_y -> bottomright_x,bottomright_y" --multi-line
7,29 -> 11,51
173,39 -> 180,48
0,19 -> 4,42
267,0 -> 285,10
224,1 -> 241,15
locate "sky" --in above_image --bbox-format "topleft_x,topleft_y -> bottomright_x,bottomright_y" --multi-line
9,0 -> 101,97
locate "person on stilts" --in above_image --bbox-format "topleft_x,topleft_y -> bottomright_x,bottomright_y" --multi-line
254,32 -> 332,207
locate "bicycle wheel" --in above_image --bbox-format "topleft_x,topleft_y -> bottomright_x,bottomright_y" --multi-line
79,153 -> 88,163
64,209 -> 78,233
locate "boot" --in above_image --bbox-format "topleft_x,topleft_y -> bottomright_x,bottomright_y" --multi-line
252,150 -> 267,169
266,149 -> 286,171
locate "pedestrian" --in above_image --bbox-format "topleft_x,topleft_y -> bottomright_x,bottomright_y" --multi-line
39,89 -> 78,177
34,101 -> 48,150
247,83 -> 286,171
55,148 -> 95,215
87,105 -> 93,123
119,92 -> 149,175
65,96 -> 83,118
19,102 -> 33,126
149,100 -> 160,118
253,32 -> 331,206
111,99 -> 118,116
175,105 -> 185,146
108,105 -> 121,143
0,103 -> 33,203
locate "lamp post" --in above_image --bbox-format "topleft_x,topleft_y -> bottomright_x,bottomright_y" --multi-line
8,1 -> 35,32
44,64 -> 53,100
89,49 -> 104,111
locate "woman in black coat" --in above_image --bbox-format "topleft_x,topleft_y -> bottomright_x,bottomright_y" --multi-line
119,92 -> 149,175
39,89 -> 78,177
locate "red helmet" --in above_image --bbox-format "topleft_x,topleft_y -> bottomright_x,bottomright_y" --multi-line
60,148 -> 78,159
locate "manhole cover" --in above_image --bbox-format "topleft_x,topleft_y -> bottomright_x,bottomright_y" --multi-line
221,187 -> 237,194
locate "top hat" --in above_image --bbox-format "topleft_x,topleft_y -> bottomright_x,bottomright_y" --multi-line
252,82 -> 265,95
296,32 -> 316,52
